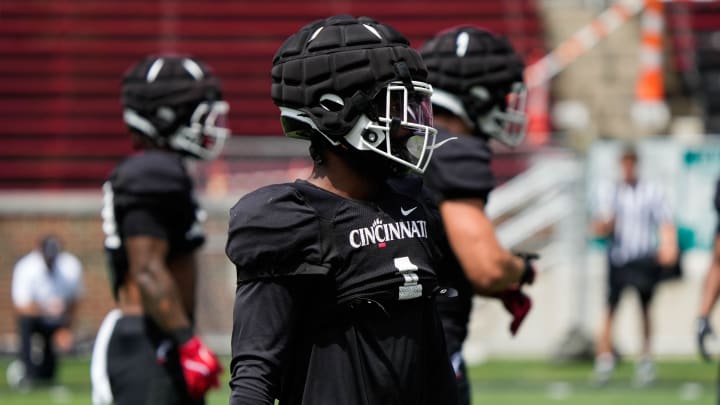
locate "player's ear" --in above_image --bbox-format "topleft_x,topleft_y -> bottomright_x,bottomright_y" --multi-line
309,144 -> 323,166
309,138 -> 328,166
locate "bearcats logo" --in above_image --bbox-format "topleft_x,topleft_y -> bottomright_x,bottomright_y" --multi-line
349,218 -> 428,248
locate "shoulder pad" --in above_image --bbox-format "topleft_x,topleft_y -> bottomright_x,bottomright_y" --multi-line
111,150 -> 191,195
226,184 -> 327,280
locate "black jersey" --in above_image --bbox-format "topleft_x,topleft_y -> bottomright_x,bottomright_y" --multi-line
423,129 -> 496,354
424,129 -> 495,203
226,179 -> 457,405
101,150 -> 205,299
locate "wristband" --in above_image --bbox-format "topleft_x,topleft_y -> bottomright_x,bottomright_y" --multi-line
516,253 -> 537,286
170,327 -> 193,345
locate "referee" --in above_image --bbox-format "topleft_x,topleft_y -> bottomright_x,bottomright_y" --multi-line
591,146 -> 678,386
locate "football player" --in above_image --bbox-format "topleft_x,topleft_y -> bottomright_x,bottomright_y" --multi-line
226,15 -> 457,405
698,178 -> 720,363
419,26 -> 537,404
90,55 -> 225,405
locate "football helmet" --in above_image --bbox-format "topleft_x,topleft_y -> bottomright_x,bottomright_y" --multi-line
121,55 -> 229,160
420,26 -> 527,146
272,15 -> 439,174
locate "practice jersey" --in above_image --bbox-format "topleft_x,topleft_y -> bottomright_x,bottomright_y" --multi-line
226,179 -> 457,405
423,129 -> 496,354
101,150 -> 205,299
424,129 -> 495,203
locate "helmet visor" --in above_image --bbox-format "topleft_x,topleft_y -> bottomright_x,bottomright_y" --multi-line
384,86 -> 434,129
370,81 -> 436,172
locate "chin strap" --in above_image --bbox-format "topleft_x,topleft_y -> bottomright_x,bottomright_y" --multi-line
349,91 -> 378,122
393,62 -> 414,93
389,118 -> 401,138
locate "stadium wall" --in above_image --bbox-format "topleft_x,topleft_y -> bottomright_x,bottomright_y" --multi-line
0,192 -> 237,354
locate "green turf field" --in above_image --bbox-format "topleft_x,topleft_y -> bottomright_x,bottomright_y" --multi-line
0,356 -> 715,404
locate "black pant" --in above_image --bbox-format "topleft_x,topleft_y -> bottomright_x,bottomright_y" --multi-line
97,314 -> 203,405
144,318 -> 205,405
17,316 -> 63,382
105,315 -> 159,405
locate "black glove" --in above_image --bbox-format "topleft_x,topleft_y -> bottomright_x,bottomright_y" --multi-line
515,252 -> 539,286
698,316 -> 715,362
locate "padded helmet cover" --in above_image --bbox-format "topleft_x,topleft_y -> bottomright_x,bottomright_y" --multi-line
122,56 -> 222,130
121,55 -> 229,159
271,15 -> 428,140
420,26 -> 525,131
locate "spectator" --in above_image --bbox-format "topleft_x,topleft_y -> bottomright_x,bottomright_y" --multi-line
10,235 -> 83,388
591,145 -> 678,386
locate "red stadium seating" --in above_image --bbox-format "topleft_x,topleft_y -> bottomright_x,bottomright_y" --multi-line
664,1 -> 720,132
0,0 -> 543,189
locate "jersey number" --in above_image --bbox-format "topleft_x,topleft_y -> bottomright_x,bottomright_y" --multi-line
101,182 -> 121,249
394,256 -> 422,300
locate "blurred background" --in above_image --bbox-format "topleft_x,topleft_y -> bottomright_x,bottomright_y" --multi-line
1,0 -> 720,403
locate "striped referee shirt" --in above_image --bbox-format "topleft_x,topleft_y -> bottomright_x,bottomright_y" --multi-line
594,180 -> 673,267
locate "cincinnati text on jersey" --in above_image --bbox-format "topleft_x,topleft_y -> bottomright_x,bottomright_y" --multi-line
349,218 -> 428,248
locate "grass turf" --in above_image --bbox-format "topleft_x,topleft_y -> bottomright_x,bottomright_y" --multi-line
0,356 -> 715,404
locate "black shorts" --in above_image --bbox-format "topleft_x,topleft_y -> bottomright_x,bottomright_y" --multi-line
608,257 -> 660,310
91,310 -> 160,405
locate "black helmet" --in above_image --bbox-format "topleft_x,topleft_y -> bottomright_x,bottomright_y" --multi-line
272,15 -> 438,174
122,55 -> 229,160
420,26 -> 527,146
